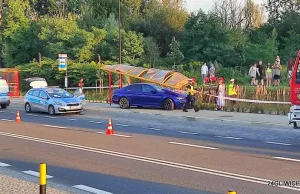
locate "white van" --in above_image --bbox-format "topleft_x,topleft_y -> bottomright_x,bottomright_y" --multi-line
0,78 -> 10,109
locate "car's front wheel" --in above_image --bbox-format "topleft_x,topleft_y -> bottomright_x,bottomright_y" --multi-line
164,98 -> 174,110
25,103 -> 31,113
48,105 -> 56,115
1,104 -> 7,109
119,97 -> 130,109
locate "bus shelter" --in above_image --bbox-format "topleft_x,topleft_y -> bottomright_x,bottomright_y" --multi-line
100,64 -> 190,105
0,68 -> 20,96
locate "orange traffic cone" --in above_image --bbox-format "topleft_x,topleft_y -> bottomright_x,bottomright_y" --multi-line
15,111 -> 21,123
106,119 -> 114,135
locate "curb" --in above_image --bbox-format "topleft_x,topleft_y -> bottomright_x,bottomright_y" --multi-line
83,106 -> 290,129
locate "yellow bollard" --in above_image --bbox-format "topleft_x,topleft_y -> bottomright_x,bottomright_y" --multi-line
40,163 -> 47,194
228,190 -> 237,194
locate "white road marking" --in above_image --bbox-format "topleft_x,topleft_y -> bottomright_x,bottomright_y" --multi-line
149,128 -> 163,131
42,125 -> 66,129
73,185 -> 113,194
0,162 -> 11,167
22,170 -> 53,178
273,157 -> 300,163
44,116 -> 57,119
115,124 -> 129,127
1,132 -> 300,192
178,131 -> 199,135
69,119 -> 77,121
0,111 -> 4,113
215,136 -> 243,140
96,132 -> 132,138
264,141 -> 292,146
113,134 -> 132,138
1,119 -> 13,122
168,142 -> 219,150
26,114 -> 38,117
88,121 -> 104,124
9,112 -> 14,114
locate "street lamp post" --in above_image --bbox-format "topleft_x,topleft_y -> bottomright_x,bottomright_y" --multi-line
118,0 -> 123,88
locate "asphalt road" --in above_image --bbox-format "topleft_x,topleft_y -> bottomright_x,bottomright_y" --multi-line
1,100 -> 300,193
1,122 -> 300,194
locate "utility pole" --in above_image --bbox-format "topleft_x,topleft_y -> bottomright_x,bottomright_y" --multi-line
118,0 -> 122,64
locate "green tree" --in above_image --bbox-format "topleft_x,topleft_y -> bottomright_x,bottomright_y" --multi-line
142,37 -> 160,67
1,0 -> 39,67
39,14 -> 106,62
122,30 -> 144,64
166,37 -> 184,66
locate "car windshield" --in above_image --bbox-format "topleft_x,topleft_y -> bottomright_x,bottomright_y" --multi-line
46,88 -> 73,98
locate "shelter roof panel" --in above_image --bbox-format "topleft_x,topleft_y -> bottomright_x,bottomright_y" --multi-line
142,68 -> 160,79
150,70 -> 173,82
128,67 -> 147,76
164,72 -> 188,86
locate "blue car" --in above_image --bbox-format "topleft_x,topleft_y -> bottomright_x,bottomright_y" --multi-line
112,83 -> 186,110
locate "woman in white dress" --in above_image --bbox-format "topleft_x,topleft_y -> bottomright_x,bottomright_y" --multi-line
217,77 -> 225,110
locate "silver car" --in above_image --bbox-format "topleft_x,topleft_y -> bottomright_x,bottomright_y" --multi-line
24,88 -> 83,115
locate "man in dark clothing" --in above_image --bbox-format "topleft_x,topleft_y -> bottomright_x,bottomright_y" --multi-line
256,61 -> 264,86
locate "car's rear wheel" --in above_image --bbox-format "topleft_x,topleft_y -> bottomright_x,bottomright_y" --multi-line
48,105 -> 55,115
1,104 -> 7,109
164,98 -> 174,110
25,103 -> 31,113
119,97 -> 130,109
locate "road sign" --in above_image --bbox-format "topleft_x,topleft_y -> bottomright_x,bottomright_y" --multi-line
58,54 -> 67,71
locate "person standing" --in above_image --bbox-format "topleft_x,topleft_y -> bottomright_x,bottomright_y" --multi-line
265,63 -> 272,87
209,63 -> 215,78
183,79 -> 199,112
201,63 -> 208,82
256,61 -> 264,86
273,61 -> 282,86
249,64 -> 259,86
78,78 -> 84,94
216,77 -> 225,110
228,79 -> 237,105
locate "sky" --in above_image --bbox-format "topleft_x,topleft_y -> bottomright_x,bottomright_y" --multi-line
185,0 -> 265,13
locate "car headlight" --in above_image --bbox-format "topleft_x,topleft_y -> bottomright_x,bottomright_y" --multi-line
176,97 -> 185,100
55,101 -> 66,106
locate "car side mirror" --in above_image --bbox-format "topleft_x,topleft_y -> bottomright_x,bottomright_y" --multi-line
151,89 -> 156,94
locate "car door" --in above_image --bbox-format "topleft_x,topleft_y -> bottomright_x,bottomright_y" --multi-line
126,84 -> 143,106
38,91 -> 50,112
31,90 -> 41,111
142,85 -> 163,107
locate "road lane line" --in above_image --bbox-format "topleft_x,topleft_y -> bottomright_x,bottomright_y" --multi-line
42,125 -> 66,129
273,157 -> 300,163
95,132 -> 131,138
73,185 -> 113,194
113,134 -> 132,138
168,142 -> 219,150
0,162 -> 11,167
44,116 -> 57,119
69,119 -> 77,121
215,136 -> 243,140
115,124 -> 129,127
22,170 -> 53,178
149,128 -> 163,131
1,119 -> 13,122
1,132 -> 299,191
264,141 -> 292,146
88,121 -> 104,124
26,114 -> 38,117
0,111 -> 4,113
9,112 -> 14,114
178,131 -> 199,135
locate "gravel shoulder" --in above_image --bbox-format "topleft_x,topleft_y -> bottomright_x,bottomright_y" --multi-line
0,167 -> 88,194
